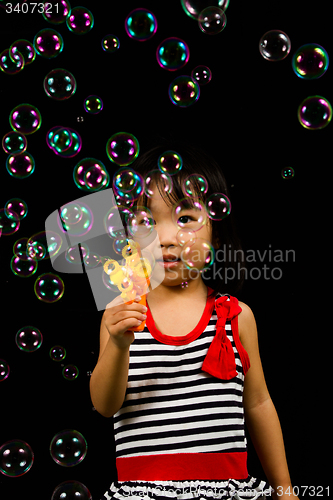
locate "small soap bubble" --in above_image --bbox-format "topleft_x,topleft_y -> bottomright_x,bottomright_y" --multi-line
9,103 -> 42,135
6,151 -> 35,178
0,208 -> 20,236
172,197 -> 207,231
9,39 -> 36,65
49,429 -> 86,466
62,365 -> 79,380
44,68 -> 77,100
113,167 -> 145,201
50,127 -> 73,153
15,326 -> 43,352
66,6 -> 94,35
297,95 -> 332,130
73,157 -> 108,192
83,252 -> 101,269
33,28 -> 64,58
183,173 -> 208,197
60,203 -> 83,225
259,30 -> 291,61
158,151 -> 183,176
144,170 -> 173,198
168,75 -> 200,107
181,281 -> 189,288
5,198 -> 28,219
42,0 -> 71,24
47,126 -> 82,157
101,34 -> 120,52
2,131 -> 27,154
181,238 -> 215,272
191,65 -> 212,85
281,167 -> 295,179
0,48 -> 24,75
106,132 -> 140,166
51,480 -> 92,500
104,205 -> 134,239
84,164 -> 110,191
127,206 -> 155,240
0,440 -> 34,477
0,359 -> 10,381
206,193 -> 231,220
83,95 -> 103,114
125,8 -> 157,41
292,43 -> 329,79
27,230 -> 62,261
198,7 -> 227,35
181,0 -> 230,20
156,37 -> 190,70
176,228 -> 196,247
10,252 -> 38,277
49,345 -> 67,361
13,237 -> 29,256
65,243 -> 89,265
34,272 -> 65,303
77,116 -> 84,122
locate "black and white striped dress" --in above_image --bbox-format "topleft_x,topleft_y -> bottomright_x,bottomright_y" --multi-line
103,289 -> 272,500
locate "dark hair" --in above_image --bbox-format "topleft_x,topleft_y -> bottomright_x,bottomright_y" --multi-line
126,136 -> 246,298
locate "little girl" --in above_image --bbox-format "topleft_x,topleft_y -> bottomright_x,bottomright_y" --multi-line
90,140 -> 299,500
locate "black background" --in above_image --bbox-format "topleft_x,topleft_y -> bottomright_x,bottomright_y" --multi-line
0,0 -> 330,498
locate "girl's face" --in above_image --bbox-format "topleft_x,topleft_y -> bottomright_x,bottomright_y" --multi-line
133,182 -> 219,289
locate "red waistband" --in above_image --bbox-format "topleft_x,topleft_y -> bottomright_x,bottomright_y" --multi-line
116,452 -> 248,481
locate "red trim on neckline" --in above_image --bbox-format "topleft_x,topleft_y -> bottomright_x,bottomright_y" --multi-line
146,287 -> 217,345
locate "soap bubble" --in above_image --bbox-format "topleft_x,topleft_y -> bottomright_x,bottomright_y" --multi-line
0,359 -> 10,382
198,7 -> 227,35
144,170 -> 173,198
43,68 -> 77,100
0,48 -> 24,74
13,237 -> 29,256
156,37 -> 190,70
206,193 -> 231,220
176,228 -> 196,247
83,95 -> 103,114
15,326 -> 43,352
51,127 -> 74,153
168,75 -> 200,107
104,205 -> 134,239
291,43 -> 329,79
281,167 -> 295,179
27,231 -> 62,261
10,252 -> 38,277
0,440 -> 34,477
259,30 -> 291,61
50,429 -> 87,466
127,206 -> 155,239
49,345 -> 67,361
47,126 -> 82,157
51,480 -> 92,500
181,238 -> 215,272
125,8 -> 158,41
58,202 -> 93,237
42,0 -> 70,24
0,208 -> 20,235
101,34 -> 120,52
297,95 -> 332,130
33,28 -> 64,58
9,103 -> 42,134
181,0 -> 230,20
66,6 -> 94,35
2,130 -> 27,154
62,365 -> 79,380
191,65 -> 212,85
113,167 -> 145,201
65,243 -> 89,265
106,132 -> 140,166
158,150 -> 183,176
172,197 -> 207,231
34,272 -> 65,303
5,198 -> 28,219
181,281 -> 189,288
183,173 -> 208,196
9,39 -> 36,65
73,157 -> 108,192
84,165 -> 110,191
6,151 -> 35,178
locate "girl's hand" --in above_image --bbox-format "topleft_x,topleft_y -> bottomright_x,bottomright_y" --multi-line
103,295 -> 147,350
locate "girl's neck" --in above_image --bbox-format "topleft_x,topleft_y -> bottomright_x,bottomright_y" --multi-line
146,279 -> 209,305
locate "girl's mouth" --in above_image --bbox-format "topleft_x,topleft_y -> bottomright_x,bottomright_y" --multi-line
158,259 -> 181,268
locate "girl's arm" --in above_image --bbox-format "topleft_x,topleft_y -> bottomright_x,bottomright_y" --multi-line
238,302 -> 299,500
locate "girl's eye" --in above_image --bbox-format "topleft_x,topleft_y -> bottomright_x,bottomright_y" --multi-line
178,215 -> 194,224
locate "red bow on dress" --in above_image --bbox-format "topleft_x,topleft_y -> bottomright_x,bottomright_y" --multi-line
201,296 -> 243,380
